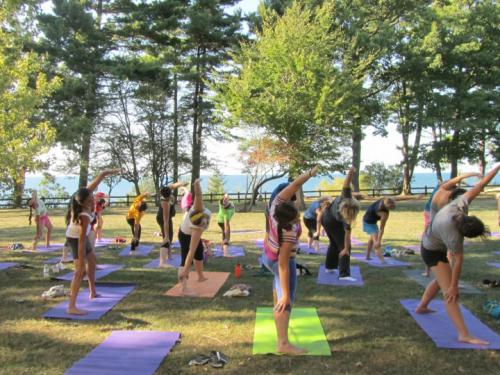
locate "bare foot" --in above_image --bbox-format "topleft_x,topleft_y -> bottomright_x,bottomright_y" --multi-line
416,306 -> 436,314
89,293 -> 101,299
458,335 -> 489,346
181,287 -> 198,297
159,263 -> 171,268
277,342 -> 308,355
422,272 -> 430,277
66,307 -> 88,315
198,275 -> 208,282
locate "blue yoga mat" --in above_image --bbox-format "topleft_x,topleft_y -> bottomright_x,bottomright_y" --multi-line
400,299 -> 500,349
351,253 -> 410,267
143,254 -> 181,269
53,264 -> 124,281
44,283 -> 135,321
487,262 -> 500,268
119,245 -> 154,257
0,262 -> 17,271
317,265 -> 364,287
65,331 -> 180,375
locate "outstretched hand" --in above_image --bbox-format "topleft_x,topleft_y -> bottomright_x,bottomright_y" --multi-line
309,166 -> 318,177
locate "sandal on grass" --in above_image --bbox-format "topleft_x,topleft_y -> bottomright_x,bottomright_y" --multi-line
209,351 -> 229,368
188,354 -> 212,366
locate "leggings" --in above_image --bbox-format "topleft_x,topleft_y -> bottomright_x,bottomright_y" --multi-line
321,213 -> 351,277
156,216 -> 174,244
127,218 -> 141,247
303,217 -> 317,238
178,229 -> 204,266
218,222 -> 230,243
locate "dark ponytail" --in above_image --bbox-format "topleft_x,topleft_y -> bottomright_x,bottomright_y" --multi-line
274,202 -> 298,247
71,188 -> 91,224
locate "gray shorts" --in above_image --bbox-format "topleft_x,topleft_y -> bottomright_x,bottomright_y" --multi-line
66,237 -> 93,260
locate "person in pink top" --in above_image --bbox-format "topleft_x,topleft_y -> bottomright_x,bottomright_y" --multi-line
261,166 -> 318,355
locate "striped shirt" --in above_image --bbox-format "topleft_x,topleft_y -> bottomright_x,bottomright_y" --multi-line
264,196 -> 301,262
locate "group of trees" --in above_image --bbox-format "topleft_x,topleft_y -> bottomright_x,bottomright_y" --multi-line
1,0 -> 498,207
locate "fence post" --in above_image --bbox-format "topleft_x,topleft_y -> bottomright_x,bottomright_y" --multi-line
372,188 -> 375,197
318,189 -> 321,198
424,185 -> 428,195
237,192 -> 240,202
126,195 -> 130,206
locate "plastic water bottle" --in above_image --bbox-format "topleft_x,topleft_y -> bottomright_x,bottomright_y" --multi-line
385,245 -> 392,256
43,264 -> 50,279
234,262 -> 241,279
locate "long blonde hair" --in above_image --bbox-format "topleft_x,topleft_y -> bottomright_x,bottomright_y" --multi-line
339,198 -> 360,225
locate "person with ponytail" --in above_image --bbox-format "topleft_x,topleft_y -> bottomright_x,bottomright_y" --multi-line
126,192 -> 150,252
262,166 -> 317,355
27,190 -> 53,250
177,179 -> 211,295
93,192 -> 108,242
319,167 -> 360,279
415,165 -> 499,346
156,181 -> 187,267
217,193 -> 235,256
65,169 -> 120,315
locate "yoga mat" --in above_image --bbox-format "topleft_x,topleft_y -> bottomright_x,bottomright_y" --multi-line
253,239 -> 265,248
213,245 -> 245,257
65,331 -> 180,375
351,253 -> 410,267
402,244 -> 421,253
253,307 -> 331,356
233,229 -> 263,234
494,251 -> 500,256
164,271 -> 229,298
143,254 -> 181,269
487,262 -> 500,268
33,243 -> 65,253
44,283 -> 135,320
317,265 -> 364,287
350,238 -> 366,246
298,242 -> 327,255
403,269 -> 482,294
53,264 -> 124,281
400,299 -> 500,349
0,262 -> 17,271
94,238 -> 114,248
119,245 -> 154,257
490,231 -> 500,239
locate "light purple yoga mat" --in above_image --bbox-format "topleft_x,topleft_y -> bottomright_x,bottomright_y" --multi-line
351,253 -> 411,267
400,299 -> 500,349
44,283 -> 135,320
494,251 -> 500,256
53,264 -> 124,281
487,262 -> 500,268
0,262 -> 17,270
403,244 -> 421,253
213,245 -> 245,257
143,254 -> 181,269
94,238 -> 114,248
119,245 -> 154,257
490,232 -> 500,238
317,265 -> 364,286
253,239 -> 264,248
34,243 -> 65,253
298,242 -> 327,255
45,255 -> 73,264
65,330 -> 180,375
351,238 -> 366,246
233,229 -> 263,234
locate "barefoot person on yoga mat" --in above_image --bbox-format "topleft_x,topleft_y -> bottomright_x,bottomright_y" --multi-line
320,167 -> 360,279
126,192 -> 150,253
177,179 -> 211,295
262,166 -> 317,355
93,192 -> 107,242
217,193 -> 235,256
157,182 -> 187,267
416,164 -> 499,345
66,169 -> 120,315
28,190 -> 53,250
302,196 -> 329,252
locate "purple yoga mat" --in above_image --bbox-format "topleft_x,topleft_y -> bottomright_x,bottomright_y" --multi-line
143,254 -> 181,269
403,244 -> 421,253
53,264 -> 124,281
494,251 -> 500,256
350,238 -> 366,246
44,283 -> 135,320
94,238 -> 114,248
490,232 -> 500,238
0,262 -> 17,270
34,243 -> 65,253
351,253 -> 411,267
400,299 -> 500,349
487,262 -> 500,268
317,265 -> 364,286
298,242 -> 328,255
119,245 -> 154,257
213,245 -> 245,257
253,239 -> 265,248
65,331 -> 180,375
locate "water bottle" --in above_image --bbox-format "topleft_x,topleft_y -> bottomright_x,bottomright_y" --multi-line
52,263 -> 60,274
234,262 -> 241,279
384,245 -> 392,257
43,264 -> 50,279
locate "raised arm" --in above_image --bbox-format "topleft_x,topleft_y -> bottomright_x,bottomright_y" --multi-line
87,168 -> 121,192
192,179 -> 203,212
278,166 -> 318,201
463,164 -> 500,203
169,181 -> 188,190
441,172 -> 481,191
393,194 -> 423,201
343,167 -> 356,189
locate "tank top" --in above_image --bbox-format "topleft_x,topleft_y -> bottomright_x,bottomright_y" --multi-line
66,212 -> 93,239
363,199 -> 387,224
156,197 -> 176,222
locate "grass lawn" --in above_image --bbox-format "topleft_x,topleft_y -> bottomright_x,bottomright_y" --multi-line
0,198 -> 499,374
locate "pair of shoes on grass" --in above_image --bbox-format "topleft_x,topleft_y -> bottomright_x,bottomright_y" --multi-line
482,279 -> 500,288
483,300 -> 500,319
188,351 -> 229,368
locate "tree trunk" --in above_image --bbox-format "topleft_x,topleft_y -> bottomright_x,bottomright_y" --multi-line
251,171 -> 287,206
351,125 -> 362,192
79,130 -> 91,187
402,97 -> 424,195
479,129 -> 486,176
191,47 -> 202,187
13,167 -> 27,208
430,123 -> 443,182
172,72 -> 179,185
450,128 -> 460,178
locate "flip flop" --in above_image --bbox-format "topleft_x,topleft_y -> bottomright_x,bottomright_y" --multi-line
188,354 -> 212,366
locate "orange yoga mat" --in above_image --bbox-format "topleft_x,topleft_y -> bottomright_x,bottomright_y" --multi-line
164,271 -> 230,298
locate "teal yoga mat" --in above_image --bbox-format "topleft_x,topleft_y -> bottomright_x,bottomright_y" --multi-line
252,307 -> 331,356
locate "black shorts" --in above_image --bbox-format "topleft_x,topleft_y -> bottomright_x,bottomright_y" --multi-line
303,217 -> 317,238
421,244 -> 449,268
178,229 -> 204,266
66,237 -> 93,260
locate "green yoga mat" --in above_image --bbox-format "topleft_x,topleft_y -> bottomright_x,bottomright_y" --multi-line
253,307 -> 331,356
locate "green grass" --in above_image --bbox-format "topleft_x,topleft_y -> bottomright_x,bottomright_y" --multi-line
0,198 -> 499,374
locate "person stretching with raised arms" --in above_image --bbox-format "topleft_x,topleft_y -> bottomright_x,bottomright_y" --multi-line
415,164 -> 499,345
217,193 -> 235,256
262,166 -> 317,355
177,179 -> 211,295
126,192 -> 150,253
28,190 -> 53,250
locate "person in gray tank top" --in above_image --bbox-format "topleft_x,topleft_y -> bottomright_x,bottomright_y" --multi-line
416,164 -> 499,346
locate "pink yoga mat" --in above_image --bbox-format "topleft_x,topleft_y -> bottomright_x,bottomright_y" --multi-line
400,299 -> 500,349
65,331 -> 180,375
